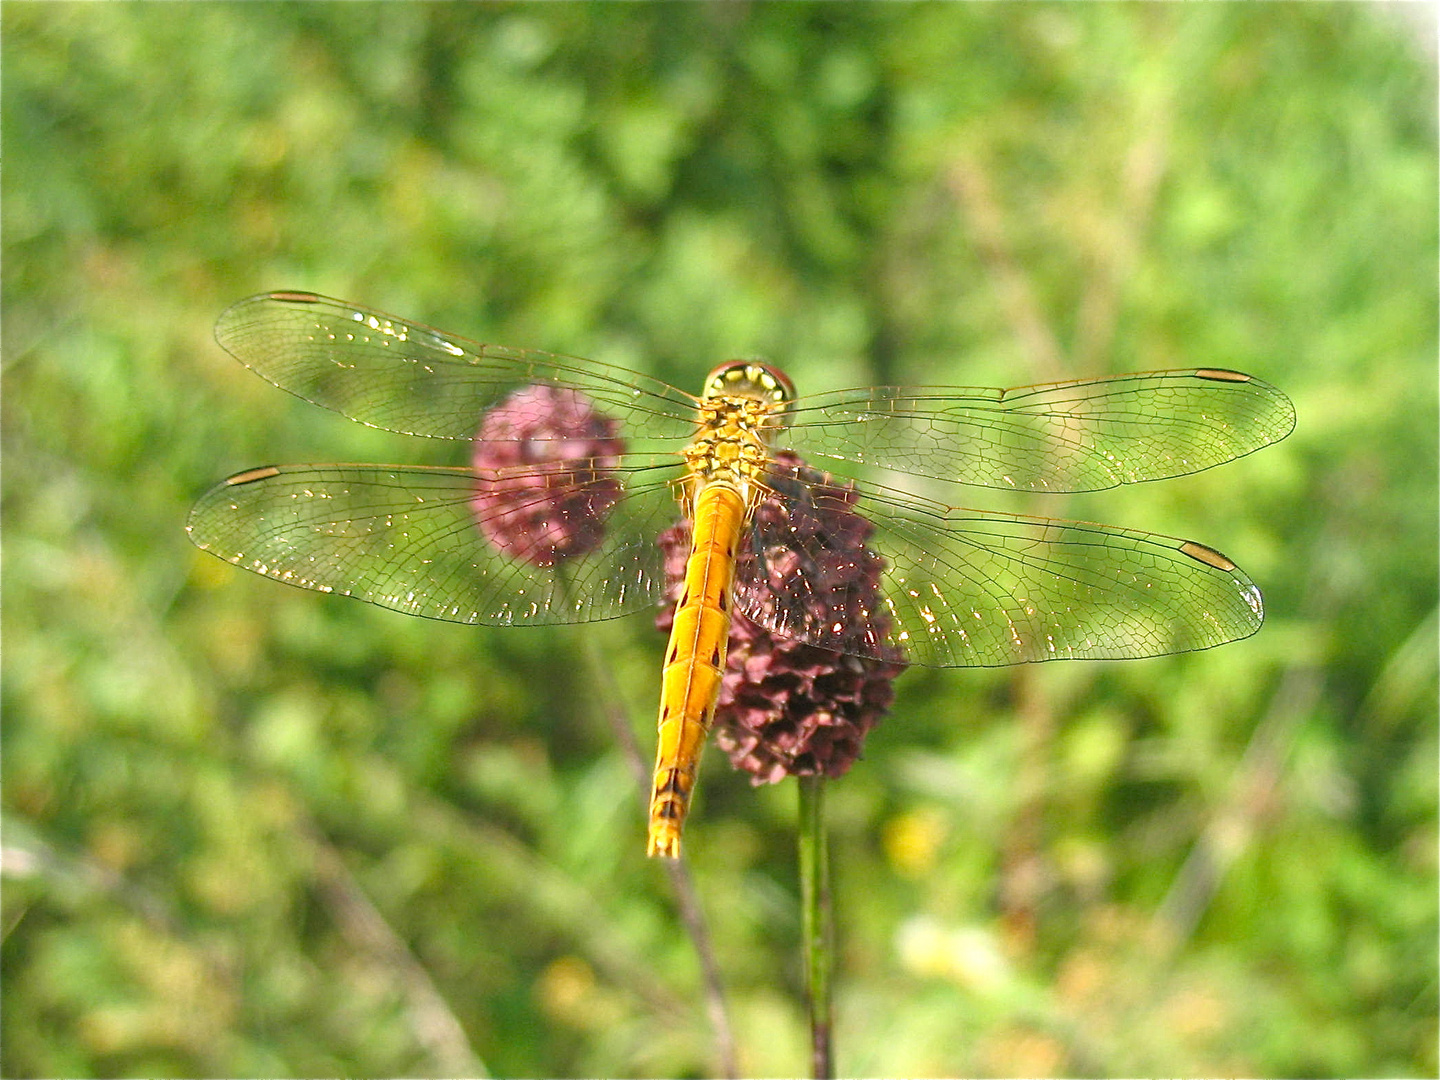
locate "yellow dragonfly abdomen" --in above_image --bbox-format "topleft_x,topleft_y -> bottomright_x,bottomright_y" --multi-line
650,482 -> 745,856
650,362 -> 797,858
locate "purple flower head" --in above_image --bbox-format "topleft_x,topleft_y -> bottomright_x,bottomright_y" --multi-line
658,451 -> 906,784
472,385 -> 626,567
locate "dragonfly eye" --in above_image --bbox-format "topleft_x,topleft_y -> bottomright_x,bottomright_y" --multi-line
703,361 -> 796,406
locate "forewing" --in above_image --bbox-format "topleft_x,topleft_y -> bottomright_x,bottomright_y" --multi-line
186,459 -> 681,625
736,473 -> 1265,668
214,292 -> 699,448
782,370 -> 1295,493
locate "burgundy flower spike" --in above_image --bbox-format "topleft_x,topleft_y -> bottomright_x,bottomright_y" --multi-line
471,384 -> 626,568
658,451 -> 905,784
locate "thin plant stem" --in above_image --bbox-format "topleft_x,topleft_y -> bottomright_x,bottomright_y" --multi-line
302,815 -> 488,1077
580,630 -> 738,1080
798,773 -> 833,1080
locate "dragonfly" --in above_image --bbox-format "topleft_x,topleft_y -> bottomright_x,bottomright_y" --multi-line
187,292 -> 1295,858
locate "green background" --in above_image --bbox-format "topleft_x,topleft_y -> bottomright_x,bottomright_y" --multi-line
4,3 -> 1435,1076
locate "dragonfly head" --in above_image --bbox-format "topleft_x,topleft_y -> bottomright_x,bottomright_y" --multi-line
702,361 -> 796,413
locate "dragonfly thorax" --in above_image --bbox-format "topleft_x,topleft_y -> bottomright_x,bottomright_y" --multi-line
683,392 -> 783,503
688,362 -> 794,493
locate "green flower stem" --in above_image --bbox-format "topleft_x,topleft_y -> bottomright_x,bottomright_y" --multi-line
798,773 -> 833,1080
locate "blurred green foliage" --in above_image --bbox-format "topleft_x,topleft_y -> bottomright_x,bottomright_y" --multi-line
3,3 -> 1435,1076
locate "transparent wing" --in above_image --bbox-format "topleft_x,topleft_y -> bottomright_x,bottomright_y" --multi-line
186,459 -> 683,625
214,292 -> 700,449
781,369 -> 1296,493
736,465 -> 1264,668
